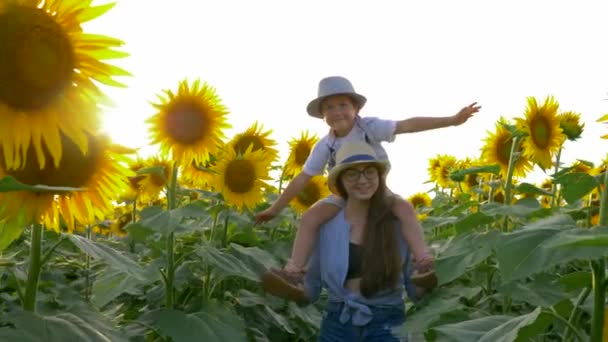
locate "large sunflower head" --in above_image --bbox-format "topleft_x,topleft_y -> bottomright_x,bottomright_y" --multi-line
210,146 -> 272,211
0,133 -> 132,232
0,0 -> 129,170
290,175 -> 329,214
515,96 -> 566,169
284,131 -> 319,177
147,79 -> 231,164
558,111 -> 584,141
228,122 -> 279,162
481,117 -> 533,178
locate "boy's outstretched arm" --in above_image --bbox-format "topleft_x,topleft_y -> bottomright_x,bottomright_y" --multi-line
395,102 -> 481,134
255,172 -> 312,223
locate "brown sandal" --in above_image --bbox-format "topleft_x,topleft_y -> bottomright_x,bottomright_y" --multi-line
260,268 -> 309,304
411,253 -> 438,290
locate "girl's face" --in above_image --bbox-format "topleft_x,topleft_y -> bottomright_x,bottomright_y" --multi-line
340,163 -> 379,201
320,95 -> 358,136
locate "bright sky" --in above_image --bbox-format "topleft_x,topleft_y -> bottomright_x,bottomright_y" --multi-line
91,0 -> 608,197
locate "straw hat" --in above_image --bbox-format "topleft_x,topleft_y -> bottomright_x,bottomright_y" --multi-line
307,76 -> 367,119
327,141 -> 387,195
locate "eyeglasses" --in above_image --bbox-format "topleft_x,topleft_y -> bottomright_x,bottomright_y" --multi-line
342,166 -> 378,183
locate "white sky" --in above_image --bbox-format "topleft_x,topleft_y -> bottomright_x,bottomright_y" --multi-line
91,0 -> 608,197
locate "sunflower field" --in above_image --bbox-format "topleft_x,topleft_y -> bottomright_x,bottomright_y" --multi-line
1,1 -> 608,341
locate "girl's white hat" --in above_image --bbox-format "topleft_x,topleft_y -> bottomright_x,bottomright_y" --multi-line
327,141 -> 387,195
307,76 -> 367,119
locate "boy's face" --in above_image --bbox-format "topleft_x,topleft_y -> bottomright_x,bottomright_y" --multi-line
320,95 -> 358,135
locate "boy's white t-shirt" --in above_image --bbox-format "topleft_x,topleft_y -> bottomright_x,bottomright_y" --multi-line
302,116 -> 397,176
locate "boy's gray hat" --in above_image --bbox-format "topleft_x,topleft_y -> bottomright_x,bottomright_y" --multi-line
306,76 -> 367,118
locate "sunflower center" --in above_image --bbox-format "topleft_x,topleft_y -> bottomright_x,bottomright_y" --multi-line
233,136 -> 264,155
294,143 -> 311,165
0,5 -> 75,111
530,117 -> 550,149
2,133 -> 103,189
297,182 -> 321,207
149,171 -> 167,187
224,159 -> 256,193
497,135 -> 513,166
165,100 -> 209,145
410,197 -> 425,208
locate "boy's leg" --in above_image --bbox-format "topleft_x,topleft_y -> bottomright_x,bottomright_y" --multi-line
261,196 -> 343,302
285,198 -> 342,276
390,195 -> 437,289
391,196 -> 431,264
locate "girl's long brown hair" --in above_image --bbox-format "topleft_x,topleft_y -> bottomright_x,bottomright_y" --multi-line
337,166 -> 401,297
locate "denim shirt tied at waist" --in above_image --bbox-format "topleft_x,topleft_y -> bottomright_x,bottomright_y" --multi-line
303,210 -> 418,326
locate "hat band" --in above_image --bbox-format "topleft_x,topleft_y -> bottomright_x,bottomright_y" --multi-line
339,154 -> 376,165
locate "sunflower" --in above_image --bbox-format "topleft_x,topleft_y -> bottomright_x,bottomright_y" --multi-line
147,79 -> 231,164
228,122 -> 279,162
569,160 -> 593,174
0,133 -> 132,232
284,131 -> 319,177
110,207 -> 131,237
408,192 -> 432,209
434,155 -> 457,189
539,178 -> 554,208
136,155 -> 172,204
290,175 -> 329,214
0,0 -> 129,170
427,155 -> 442,184
481,117 -> 533,178
210,146 -> 272,211
180,155 -> 218,191
457,157 -> 483,193
515,96 -> 566,169
558,111 -> 584,141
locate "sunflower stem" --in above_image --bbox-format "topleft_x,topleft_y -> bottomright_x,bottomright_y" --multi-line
23,223 -> 43,312
165,162 -> 179,309
129,199 -> 137,253
222,212 -> 230,248
85,225 -> 92,302
564,287 -> 591,341
590,167 -> 608,342
551,147 -> 563,207
502,136 -> 522,232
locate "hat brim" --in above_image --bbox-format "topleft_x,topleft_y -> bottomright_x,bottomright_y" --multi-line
328,160 -> 387,195
307,93 -> 367,119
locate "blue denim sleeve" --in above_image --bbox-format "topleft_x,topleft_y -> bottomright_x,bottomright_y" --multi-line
402,251 -> 419,301
304,237 -> 322,302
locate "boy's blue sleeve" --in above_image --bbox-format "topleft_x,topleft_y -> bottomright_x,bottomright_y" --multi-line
303,236 -> 322,302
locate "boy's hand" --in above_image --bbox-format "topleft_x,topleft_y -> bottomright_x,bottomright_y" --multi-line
255,206 -> 279,224
452,102 -> 481,126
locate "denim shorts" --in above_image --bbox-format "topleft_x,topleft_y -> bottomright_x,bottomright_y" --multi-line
318,302 -> 407,342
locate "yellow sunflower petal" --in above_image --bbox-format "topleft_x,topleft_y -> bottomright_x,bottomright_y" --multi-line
0,133 -> 132,232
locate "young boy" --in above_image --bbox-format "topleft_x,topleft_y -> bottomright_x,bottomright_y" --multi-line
257,76 -> 480,297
